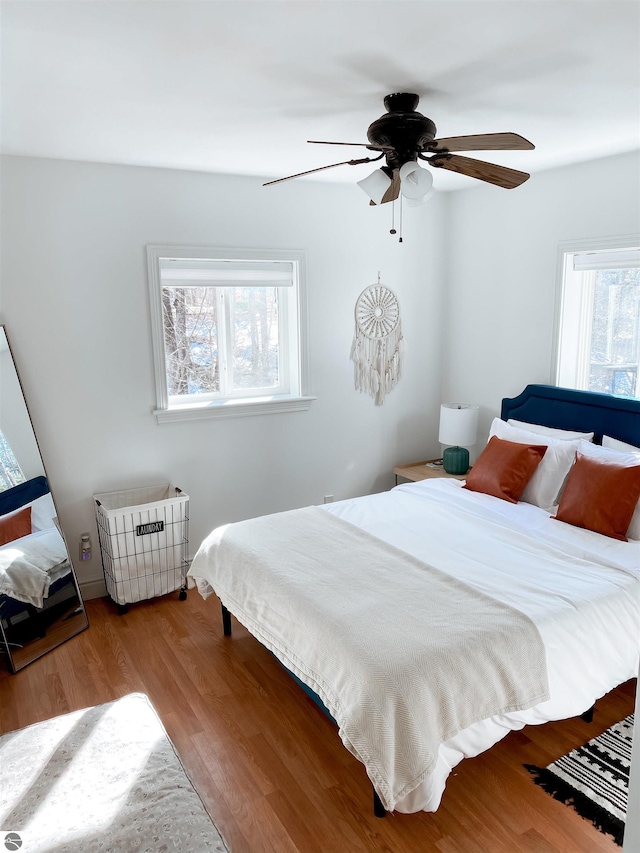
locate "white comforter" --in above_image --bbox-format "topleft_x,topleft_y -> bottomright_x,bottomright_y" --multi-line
0,527 -> 69,608
190,479 -> 640,813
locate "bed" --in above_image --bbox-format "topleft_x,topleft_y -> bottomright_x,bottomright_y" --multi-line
187,384 -> 640,815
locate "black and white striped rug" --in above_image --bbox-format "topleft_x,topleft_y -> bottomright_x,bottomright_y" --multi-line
525,714 -> 634,847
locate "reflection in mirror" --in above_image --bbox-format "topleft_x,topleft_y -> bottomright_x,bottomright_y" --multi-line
0,326 -> 88,673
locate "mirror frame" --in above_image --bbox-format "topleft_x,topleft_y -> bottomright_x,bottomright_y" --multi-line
0,325 -> 88,673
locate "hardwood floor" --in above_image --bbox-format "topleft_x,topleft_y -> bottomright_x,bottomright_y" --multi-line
0,591 -> 635,852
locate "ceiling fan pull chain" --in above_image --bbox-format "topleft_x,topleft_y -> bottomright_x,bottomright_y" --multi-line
398,196 -> 403,243
389,200 -> 396,236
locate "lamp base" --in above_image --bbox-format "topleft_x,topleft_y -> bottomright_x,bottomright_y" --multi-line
442,446 -> 469,475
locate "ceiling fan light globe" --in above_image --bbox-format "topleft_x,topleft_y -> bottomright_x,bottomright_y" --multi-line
405,189 -> 435,207
399,160 -> 420,180
399,162 -> 434,199
356,168 -> 392,204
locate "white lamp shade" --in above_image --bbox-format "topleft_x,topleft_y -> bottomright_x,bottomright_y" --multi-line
438,403 -> 479,446
399,161 -> 434,200
357,169 -> 392,204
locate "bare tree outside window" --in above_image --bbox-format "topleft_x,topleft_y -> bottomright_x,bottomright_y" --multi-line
229,287 -> 279,389
0,431 -> 25,492
162,285 -> 280,398
589,269 -> 640,397
162,286 -> 219,396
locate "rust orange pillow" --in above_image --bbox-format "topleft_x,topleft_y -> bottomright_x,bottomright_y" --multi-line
0,505 -> 32,546
554,452 -> 640,541
463,436 -> 548,503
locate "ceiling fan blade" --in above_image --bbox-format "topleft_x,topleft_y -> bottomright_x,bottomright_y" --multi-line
428,133 -> 535,153
430,154 -> 530,189
263,154 -> 382,186
308,140 -> 393,151
372,170 -> 400,205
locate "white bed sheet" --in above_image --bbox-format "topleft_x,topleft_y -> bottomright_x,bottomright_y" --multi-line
322,479 -> 640,812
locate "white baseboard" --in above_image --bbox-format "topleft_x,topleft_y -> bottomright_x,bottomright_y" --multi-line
78,563 -> 193,602
80,577 -> 107,600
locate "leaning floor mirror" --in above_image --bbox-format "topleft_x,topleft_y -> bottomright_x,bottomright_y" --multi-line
0,325 -> 88,673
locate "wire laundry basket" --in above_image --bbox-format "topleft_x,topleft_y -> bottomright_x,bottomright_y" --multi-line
94,484 -> 189,612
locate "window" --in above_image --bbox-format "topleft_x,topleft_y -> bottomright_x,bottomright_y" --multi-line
147,246 -> 312,422
0,430 -> 25,492
555,240 -> 640,398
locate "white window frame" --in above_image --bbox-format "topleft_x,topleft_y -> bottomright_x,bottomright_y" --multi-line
147,245 -> 314,423
553,234 -> 640,396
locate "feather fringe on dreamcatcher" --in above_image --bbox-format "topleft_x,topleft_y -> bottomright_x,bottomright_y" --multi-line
350,280 -> 403,406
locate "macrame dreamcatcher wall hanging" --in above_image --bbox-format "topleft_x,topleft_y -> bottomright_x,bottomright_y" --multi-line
350,277 -> 403,406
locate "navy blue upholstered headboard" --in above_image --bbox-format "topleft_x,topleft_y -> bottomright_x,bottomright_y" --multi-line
0,476 -> 49,516
501,385 -> 640,447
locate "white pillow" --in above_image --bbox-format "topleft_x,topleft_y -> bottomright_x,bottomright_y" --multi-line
489,419 -> 580,511
3,492 -> 58,533
575,440 -> 640,540
29,492 -> 57,532
507,419 -> 594,442
602,435 -> 640,453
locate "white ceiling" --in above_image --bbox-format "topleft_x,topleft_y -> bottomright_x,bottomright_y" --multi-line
1,1 -> 639,192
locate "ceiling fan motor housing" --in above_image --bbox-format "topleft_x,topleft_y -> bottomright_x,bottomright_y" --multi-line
367,93 -> 437,171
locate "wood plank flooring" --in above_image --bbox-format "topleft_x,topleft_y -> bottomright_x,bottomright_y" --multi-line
0,591 -> 635,852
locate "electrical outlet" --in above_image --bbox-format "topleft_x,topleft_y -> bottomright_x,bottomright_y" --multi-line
80,533 -> 92,561
323,495 -> 334,504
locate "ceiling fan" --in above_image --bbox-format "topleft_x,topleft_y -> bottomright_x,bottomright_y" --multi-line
264,92 -> 534,205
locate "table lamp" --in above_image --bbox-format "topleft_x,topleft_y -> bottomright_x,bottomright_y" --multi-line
438,403 -> 479,474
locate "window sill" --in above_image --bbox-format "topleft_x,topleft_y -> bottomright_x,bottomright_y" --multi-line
153,395 -> 316,424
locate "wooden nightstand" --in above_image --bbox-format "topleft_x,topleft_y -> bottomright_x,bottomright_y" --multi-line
393,459 -> 469,485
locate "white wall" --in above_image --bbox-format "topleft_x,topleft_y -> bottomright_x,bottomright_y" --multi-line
443,150 -> 640,448
0,155 -> 447,594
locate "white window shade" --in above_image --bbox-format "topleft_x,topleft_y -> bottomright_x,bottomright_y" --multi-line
573,248 -> 640,271
159,258 -> 294,287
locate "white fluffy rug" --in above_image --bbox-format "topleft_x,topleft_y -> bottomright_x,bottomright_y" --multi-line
0,693 -> 230,852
